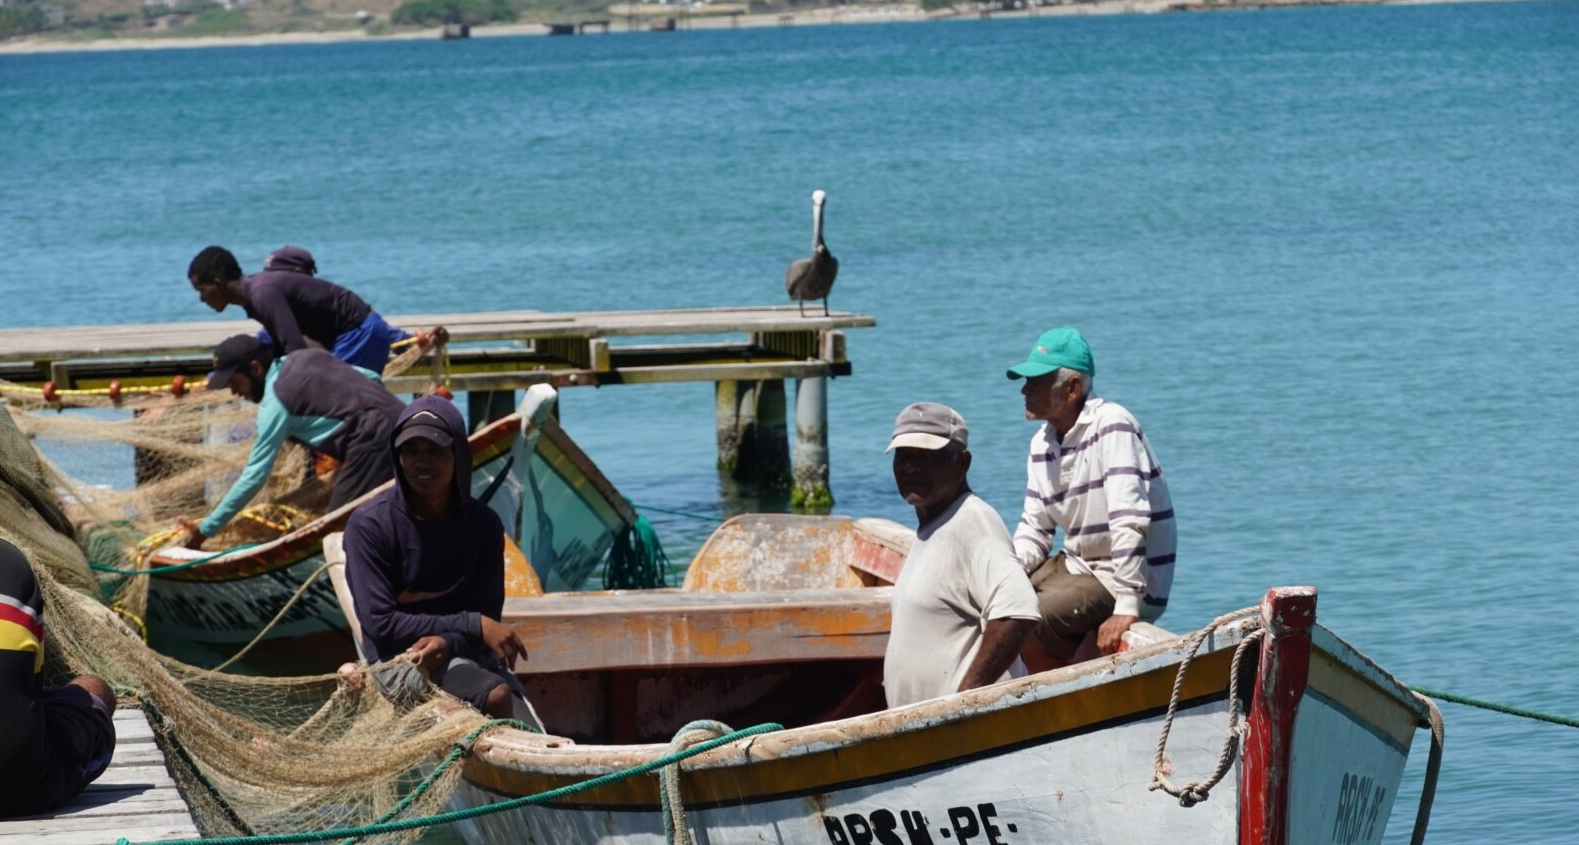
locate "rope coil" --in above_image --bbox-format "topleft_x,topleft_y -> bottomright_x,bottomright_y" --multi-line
659,720 -> 735,845
1148,607 -> 1263,808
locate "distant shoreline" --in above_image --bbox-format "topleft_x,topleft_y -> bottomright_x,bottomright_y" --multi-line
0,0 -> 1523,56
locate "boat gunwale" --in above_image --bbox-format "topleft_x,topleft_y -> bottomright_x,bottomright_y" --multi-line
142,413 -> 524,581
471,615 -> 1255,776
1310,624 -> 1430,725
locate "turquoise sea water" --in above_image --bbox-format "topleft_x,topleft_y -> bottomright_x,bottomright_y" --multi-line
3,2 -> 1577,840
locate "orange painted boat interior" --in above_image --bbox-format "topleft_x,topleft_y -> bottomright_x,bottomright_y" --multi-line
507,514 -> 906,744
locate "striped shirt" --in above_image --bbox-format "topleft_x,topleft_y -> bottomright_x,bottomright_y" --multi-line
1011,395 -> 1176,620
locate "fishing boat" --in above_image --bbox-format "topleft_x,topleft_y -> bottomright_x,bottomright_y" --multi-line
442,562 -> 1441,843
141,386 -> 636,664
509,513 -> 913,742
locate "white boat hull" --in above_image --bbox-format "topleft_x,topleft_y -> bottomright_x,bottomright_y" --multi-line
452,697 -> 1240,844
442,588 -> 1434,845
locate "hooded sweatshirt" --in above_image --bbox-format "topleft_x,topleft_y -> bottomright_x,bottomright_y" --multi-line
343,396 -> 505,663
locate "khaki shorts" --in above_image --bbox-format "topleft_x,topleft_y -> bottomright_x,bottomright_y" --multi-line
1029,552 -> 1115,661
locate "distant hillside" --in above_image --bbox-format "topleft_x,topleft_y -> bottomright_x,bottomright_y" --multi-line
0,0 -> 840,42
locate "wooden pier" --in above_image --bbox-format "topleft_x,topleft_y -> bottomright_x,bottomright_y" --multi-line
0,305 -> 876,505
0,708 -> 201,844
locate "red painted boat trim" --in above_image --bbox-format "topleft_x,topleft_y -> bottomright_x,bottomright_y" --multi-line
1239,586 -> 1317,845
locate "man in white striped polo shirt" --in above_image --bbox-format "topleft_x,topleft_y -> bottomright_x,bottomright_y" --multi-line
1007,327 -> 1176,661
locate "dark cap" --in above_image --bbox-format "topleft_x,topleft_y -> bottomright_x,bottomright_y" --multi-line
264,245 -> 316,275
393,409 -> 454,449
208,335 -> 267,390
886,402 -> 969,453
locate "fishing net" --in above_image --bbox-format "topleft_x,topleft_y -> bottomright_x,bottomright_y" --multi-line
1,389 -> 496,843
0,336 -> 447,621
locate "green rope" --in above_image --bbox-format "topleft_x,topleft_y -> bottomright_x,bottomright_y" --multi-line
336,718 -> 535,845
1413,687 -> 1579,729
114,721 -> 781,845
89,543 -> 259,576
628,503 -> 724,523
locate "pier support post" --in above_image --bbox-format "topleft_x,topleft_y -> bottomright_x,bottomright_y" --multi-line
468,389 -> 517,433
792,376 -> 833,511
715,380 -> 790,487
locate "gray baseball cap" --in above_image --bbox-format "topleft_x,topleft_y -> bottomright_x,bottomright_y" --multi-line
886,402 -> 968,453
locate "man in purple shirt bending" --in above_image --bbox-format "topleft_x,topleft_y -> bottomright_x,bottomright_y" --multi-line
187,245 -> 408,374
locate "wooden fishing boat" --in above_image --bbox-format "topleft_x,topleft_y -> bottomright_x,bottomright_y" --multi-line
142,386 -> 634,665
433,537 -> 1442,844
509,513 -> 913,743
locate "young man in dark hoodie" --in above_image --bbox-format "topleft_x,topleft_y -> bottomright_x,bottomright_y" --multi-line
180,335 -> 405,549
0,539 -> 118,817
343,396 -> 538,723
186,245 -> 407,374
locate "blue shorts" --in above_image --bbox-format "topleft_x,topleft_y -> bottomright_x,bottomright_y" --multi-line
256,313 -> 410,374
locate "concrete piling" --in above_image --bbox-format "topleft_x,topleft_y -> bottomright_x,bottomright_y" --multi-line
792,376 -> 832,511
715,380 -> 791,486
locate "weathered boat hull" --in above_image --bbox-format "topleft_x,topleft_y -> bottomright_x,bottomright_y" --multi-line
143,388 -> 631,659
452,588 -> 1432,845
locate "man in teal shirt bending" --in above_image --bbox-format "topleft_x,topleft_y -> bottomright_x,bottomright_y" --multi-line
181,335 -> 406,548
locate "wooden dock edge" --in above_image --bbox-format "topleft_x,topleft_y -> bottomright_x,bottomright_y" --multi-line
0,707 -> 201,844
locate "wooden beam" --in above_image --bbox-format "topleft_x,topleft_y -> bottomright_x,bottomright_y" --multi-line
505,587 -> 892,674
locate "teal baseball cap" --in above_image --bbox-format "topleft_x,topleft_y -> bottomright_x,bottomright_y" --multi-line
1006,326 -> 1095,380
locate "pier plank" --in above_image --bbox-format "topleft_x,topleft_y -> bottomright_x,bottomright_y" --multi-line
0,306 -> 875,362
0,709 -> 199,844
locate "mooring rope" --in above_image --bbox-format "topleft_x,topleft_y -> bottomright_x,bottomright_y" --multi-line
1407,692 -> 1446,845
660,720 -> 735,845
114,721 -> 782,845
1411,686 -> 1579,729
200,561 -> 332,674
1148,607 -> 1262,808
628,503 -> 723,523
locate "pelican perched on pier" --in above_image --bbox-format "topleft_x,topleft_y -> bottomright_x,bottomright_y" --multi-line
785,189 -> 838,316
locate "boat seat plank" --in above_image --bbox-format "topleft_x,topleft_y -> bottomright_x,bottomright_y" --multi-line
506,586 -> 892,673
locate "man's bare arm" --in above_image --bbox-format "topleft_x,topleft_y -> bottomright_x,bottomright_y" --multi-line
958,617 -> 1036,692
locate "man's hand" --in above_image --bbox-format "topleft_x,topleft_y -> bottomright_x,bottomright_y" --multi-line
417,326 -> 450,351
405,635 -> 451,674
480,616 -> 528,670
1097,614 -> 1138,655
176,517 -> 205,550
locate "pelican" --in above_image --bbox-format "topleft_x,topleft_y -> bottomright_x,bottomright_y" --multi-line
785,189 -> 838,317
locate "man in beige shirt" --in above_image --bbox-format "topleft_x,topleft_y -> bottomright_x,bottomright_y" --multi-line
882,403 -> 1039,708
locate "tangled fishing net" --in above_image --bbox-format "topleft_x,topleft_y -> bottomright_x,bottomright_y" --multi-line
0,338 -> 445,620
0,341 -> 494,842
